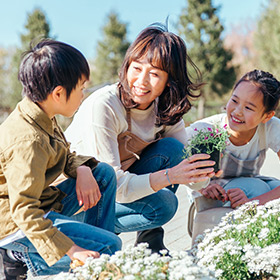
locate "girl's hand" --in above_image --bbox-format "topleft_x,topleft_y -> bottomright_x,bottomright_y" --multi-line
76,165 -> 101,210
67,244 -> 100,265
201,183 -> 228,202
227,188 -> 250,208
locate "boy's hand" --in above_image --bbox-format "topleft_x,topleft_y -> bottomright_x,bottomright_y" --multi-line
201,182 -> 228,202
76,165 -> 101,210
227,188 -> 250,208
67,244 -> 99,265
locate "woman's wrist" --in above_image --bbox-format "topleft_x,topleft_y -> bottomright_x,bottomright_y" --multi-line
149,169 -> 174,192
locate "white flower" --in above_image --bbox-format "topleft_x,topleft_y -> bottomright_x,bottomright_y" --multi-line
193,198 -> 280,280
258,227 -> 270,240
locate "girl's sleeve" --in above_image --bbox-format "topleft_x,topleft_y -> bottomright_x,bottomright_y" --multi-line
267,117 -> 280,153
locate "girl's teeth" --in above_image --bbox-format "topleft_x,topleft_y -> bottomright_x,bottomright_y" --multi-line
232,116 -> 244,123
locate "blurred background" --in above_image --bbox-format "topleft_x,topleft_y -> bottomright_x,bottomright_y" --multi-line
0,0 -> 279,129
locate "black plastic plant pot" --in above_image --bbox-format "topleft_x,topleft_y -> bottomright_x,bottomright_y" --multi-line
191,144 -> 221,173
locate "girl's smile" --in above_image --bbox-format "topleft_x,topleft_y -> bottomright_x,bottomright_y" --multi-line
226,81 -> 274,145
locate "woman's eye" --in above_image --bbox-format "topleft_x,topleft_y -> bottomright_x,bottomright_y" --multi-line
150,72 -> 158,77
231,99 -> 237,103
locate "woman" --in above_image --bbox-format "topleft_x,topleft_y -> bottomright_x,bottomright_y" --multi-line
65,24 -> 216,252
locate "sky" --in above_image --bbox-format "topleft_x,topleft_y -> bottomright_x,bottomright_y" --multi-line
0,0 -> 268,59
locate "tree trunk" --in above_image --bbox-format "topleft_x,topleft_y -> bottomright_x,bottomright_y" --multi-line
197,94 -> 205,120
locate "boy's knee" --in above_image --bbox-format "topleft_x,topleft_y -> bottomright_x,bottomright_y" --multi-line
93,162 -> 117,188
108,234 -> 122,254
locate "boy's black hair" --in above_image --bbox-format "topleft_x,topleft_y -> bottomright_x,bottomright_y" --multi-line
234,69 -> 280,113
18,39 -> 90,102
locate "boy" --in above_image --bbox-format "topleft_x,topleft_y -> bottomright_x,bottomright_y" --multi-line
0,39 -> 121,279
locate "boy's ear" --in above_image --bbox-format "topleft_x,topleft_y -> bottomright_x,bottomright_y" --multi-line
51,86 -> 66,103
262,111 -> 275,123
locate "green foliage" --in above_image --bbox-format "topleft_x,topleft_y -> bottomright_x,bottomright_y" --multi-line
8,8 -> 51,109
91,12 -> 130,86
184,123 -> 230,157
194,200 -> 280,279
0,48 -> 7,106
254,0 -> 280,77
178,0 -> 237,116
21,8 -> 50,49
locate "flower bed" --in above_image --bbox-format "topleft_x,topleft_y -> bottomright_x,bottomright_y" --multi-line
54,243 -> 215,280
55,199 -> 280,280
192,199 -> 280,280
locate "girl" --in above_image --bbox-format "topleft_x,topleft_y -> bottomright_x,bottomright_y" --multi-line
65,24 -> 216,252
186,69 -> 280,208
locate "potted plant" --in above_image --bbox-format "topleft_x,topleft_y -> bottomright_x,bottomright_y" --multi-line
184,124 -> 230,172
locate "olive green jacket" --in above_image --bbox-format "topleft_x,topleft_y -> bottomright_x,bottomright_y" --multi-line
0,97 -> 98,266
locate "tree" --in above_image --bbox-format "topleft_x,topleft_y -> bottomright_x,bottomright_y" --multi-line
254,0 -> 280,76
8,8 -> 51,109
0,48 -> 7,106
224,21 -> 258,76
178,0 -> 236,119
91,12 -> 130,86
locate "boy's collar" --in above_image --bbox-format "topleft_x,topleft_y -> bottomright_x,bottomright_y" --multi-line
20,97 -> 55,136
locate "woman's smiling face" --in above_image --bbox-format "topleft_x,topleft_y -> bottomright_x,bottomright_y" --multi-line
127,57 -> 168,110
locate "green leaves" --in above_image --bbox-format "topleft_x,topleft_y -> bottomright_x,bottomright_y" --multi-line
184,123 -> 230,157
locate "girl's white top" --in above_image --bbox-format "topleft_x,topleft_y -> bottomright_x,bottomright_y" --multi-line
185,113 -> 280,160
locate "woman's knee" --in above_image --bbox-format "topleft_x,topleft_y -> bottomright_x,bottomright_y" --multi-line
148,189 -> 178,223
157,138 -> 185,165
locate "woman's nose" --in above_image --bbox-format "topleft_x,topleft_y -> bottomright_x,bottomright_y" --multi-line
136,71 -> 149,86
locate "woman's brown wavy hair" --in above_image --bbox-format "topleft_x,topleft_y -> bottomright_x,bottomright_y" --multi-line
118,24 -> 204,126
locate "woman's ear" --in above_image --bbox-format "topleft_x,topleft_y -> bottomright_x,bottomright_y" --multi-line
262,110 -> 275,123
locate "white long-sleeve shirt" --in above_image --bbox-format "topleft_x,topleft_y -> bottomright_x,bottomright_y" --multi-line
65,84 -> 199,203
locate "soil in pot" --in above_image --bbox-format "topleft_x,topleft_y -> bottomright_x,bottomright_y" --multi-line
191,144 -> 221,173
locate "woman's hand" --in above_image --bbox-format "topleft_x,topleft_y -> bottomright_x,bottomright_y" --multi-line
150,153 -> 216,191
169,153 -> 216,183
227,188 -> 250,208
76,165 -> 101,210
200,183 -> 228,202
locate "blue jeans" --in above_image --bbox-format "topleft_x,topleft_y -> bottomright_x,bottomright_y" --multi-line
2,162 -> 122,276
224,177 -> 280,206
115,137 -> 184,233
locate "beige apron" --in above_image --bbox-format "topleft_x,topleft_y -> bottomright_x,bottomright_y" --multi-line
117,109 -> 165,171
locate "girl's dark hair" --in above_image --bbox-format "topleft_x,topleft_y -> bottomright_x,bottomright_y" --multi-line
118,24 -> 204,126
18,39 -> 90,102
234,69 -> 280,113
